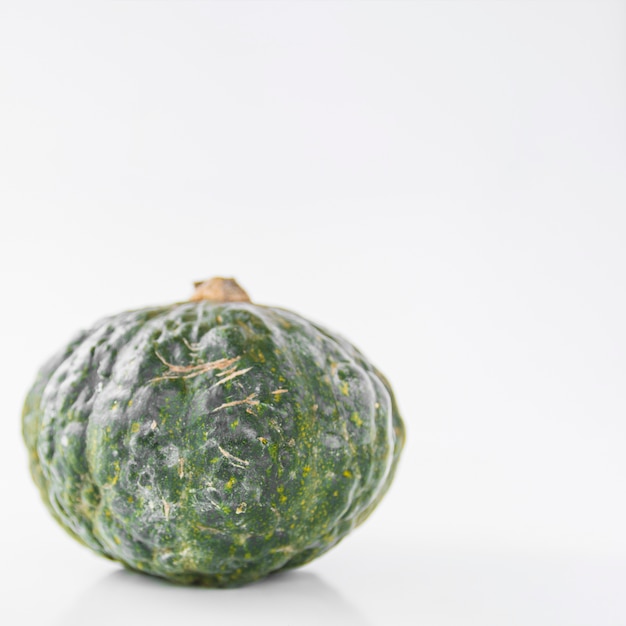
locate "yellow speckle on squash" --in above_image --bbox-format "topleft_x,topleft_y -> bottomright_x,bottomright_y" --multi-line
225,477 -> 237,490
343,470 -> 353,478
302,465 -> 311,477
109,460 -> 121,485
340,381 -> 349,396
350,412 -> 363,427
131,422 -> 140,433
276,485 -> 288,502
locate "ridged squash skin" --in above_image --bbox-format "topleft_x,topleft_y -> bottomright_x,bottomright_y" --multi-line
22,282 -> 405,587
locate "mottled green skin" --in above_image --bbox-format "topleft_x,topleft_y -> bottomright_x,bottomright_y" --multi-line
22,301 -> 405,587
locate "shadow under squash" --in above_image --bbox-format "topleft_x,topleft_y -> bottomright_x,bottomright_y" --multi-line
56,567 -> 372,626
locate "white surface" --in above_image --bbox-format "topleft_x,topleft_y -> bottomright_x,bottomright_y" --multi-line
1,1 -> 625,624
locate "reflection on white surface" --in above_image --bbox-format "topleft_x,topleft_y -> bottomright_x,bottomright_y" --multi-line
57,568 -> 372,626
26,540 -> 626,626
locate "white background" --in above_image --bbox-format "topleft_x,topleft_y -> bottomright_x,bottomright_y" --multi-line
1,1 -> 625,624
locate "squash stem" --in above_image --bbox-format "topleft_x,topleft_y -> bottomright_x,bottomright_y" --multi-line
190,277 -> 251,303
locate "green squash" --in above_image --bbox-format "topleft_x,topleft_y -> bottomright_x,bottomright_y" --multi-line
22,278 -> 405,587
